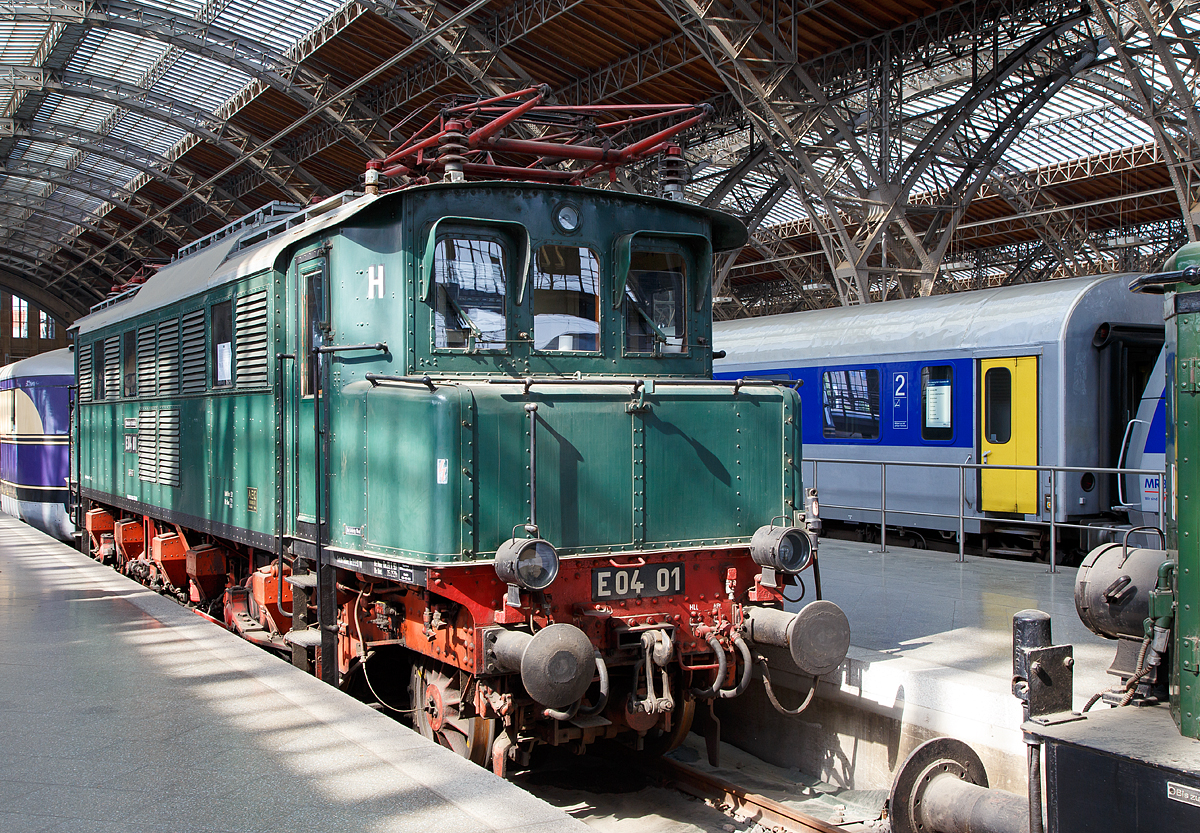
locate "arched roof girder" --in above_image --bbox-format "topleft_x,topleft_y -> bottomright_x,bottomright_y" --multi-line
0,268 -> 89,321
0,214 -> 143,275
7,121 -> 249,219
0,66 -> 326,204
0,245 -> 107,304
0,166 -> 194,246
2,0 -> 389,159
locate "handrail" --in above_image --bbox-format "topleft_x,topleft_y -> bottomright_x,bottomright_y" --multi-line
804,455 -> 1165,573
1115,419 -> 1149,506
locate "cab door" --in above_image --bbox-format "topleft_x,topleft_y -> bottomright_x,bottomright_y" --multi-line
284,245 -> 329,536
979,356 -> 1038,513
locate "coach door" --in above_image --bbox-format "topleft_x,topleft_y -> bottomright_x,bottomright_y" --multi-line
979,356 -> 1038,514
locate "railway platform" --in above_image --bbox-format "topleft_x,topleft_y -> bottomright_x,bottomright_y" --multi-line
0,512 -> 588,833
721,537 -> 1117,798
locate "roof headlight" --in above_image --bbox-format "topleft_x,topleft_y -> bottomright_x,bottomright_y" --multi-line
495,538 -> 560,591
750,524 -> 812,575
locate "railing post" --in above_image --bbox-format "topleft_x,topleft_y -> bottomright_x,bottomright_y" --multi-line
1048,467 -> 1058,574
958,463 -> 966,563
879,462 -> 887,553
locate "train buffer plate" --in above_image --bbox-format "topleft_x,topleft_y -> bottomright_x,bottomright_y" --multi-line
284,629 -> 323,648
592,561 -> 684,602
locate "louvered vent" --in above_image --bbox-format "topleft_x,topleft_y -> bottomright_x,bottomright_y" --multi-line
136,326 -> 156,396
235,291 -> 269,386
181,310 -> 206,394
103,337 -> 120,398
78,344 -> 93,402
138,410 -> 157,482
157,318 -> 180,396
157,409 -> 181,487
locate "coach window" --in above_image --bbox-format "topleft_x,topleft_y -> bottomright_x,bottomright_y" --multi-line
533,245 -> 600,352
625,249 -> 686,354
433,236 -> 508,351
822,368 -> 880,440
93,341 -> 105,399
122,331 -> 136,397
921,366 -> 954,441
211,300 -> 233,388
984,367 -> 1012,443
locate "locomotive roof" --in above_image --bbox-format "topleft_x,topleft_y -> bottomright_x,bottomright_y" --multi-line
0,347 -> 73,382
713,274 -> 1164,367
72,182 -> 745,339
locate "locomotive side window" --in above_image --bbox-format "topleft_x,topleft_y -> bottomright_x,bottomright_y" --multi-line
433,237 -> 508,351
533,245 -> 600,352
122,330 -> 136,397
984,367 -> 1012,443
93,340 -> 105,400
300,256 -> 327,397
822,368 -> 880,439
921,365 -> 953,441
625,250 -> 686,354
211,300 -> 233,388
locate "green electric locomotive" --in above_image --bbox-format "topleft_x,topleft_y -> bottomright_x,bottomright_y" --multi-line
71,91 -> 849,774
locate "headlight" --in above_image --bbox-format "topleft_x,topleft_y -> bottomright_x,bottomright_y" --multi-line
495,538 -> 560,591
750,524 -> 812,574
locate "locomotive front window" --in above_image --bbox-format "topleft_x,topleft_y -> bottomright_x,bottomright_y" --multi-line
922,366 -> 954,441
433,237 -> 508,351
211,300 -> 232,388
533,245 -> 600,352
984,367 -> 1012,444
822,369 -> 880,439
625,250 -> 686,354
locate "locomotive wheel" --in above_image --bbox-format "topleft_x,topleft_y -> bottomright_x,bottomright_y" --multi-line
410,660 -> 495,766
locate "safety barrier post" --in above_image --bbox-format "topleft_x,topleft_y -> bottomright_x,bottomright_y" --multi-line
879,462 -> 887,553
958,464 -> 966,563
1048,467 -> 1058,574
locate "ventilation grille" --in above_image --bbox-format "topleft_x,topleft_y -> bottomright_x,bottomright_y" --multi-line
157,409 -> 180,487
235,291 -> 269,386
103,337 -> 119,399
78,344 -> 93,402
181,309 -> 206,394
136,326 -> 156,395
138,410 -> 158,482
157,318 -> 180,395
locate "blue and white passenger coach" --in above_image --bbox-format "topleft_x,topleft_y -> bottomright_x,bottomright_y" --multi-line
714,276 -> 1164,557
0,348 -> 75,541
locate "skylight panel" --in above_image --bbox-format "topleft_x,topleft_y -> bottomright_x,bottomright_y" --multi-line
36,94 -> 118,135
108,111 -> 189,158
156,53 -> 253,112
0,22 -> 56,62
77,156 -> 140,183
68,29 -> 171,87
214,0 -> 347,54
10,139 -> 77,169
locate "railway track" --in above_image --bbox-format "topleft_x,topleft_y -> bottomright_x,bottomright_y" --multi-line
647,757 -> 853,833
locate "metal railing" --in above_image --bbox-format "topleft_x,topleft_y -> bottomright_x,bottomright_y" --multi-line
807,457 -> 1165,573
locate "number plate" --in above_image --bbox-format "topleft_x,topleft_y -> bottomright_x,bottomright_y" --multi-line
591,562 -> 685,601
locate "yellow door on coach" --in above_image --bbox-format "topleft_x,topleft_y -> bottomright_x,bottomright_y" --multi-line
979,356 -> 1038,514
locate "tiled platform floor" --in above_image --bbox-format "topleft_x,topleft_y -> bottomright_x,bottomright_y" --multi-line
0,513 -> 588,833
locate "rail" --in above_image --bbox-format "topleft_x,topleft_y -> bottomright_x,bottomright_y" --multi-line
805,457 -> 1166,573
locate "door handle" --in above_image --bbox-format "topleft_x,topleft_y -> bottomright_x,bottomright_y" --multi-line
981,450 -> 991,464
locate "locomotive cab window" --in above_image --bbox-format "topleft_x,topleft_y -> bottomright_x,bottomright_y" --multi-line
533,245 -> 600,352
122,330 -> 136,397
211,300 -> 232,388
822,368 -> 880,439
433,236 -> 509,351
984,367 -> 1012,444
624,249 -> 686,354
921,365 -> 953,441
